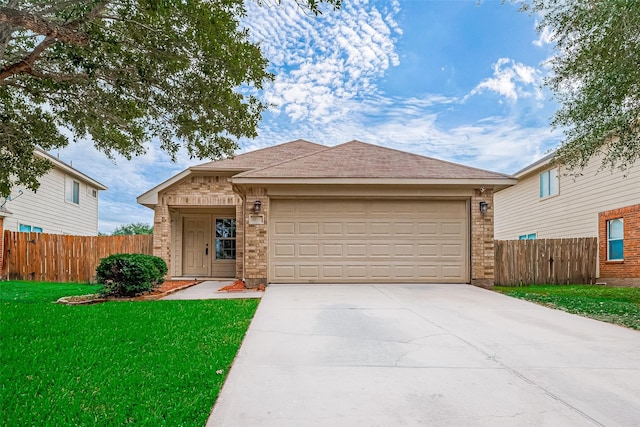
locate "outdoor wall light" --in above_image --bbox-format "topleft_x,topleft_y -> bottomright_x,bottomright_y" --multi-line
253,200 -> 262,214
479,201 -> 489,215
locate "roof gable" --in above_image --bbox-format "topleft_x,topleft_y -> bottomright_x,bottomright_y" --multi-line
235,140 -> 512,180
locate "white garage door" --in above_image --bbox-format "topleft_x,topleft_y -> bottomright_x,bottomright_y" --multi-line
269,199 -> 469,283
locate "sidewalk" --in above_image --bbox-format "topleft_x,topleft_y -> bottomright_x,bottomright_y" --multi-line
161,281 -> 264,300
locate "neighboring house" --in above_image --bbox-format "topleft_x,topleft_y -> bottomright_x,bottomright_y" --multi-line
494,152 -> 640,286
0,149 -> 107,236
138,140 -> 515,286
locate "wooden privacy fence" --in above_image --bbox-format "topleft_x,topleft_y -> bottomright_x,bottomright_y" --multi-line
2,231 -> 153,283
494,238 -> 598,286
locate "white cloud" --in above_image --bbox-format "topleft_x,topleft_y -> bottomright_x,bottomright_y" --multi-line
533,25 -> 554,47
244,0 -> 401,123
468,58 -> 543,102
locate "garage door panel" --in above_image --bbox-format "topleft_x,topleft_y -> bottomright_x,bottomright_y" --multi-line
395,244 -> 414,257
274,265 -> 295,279
299,265 -> 320,279
274,222 -> 295,235
442,244 -> 463,257
417,222 -> 438,235
269,199 -> 468,283
442,222 -> 463,235
370,222 -> 392,235
346,244 -> 367,257
274,243 -> 295,257
418,244 -> 438,256
299,244 -> 319,257
345,222 -> 367,235
322,244 -> 343,257
298,222 -> 319,235
346,265 -> 368,279
323,222 -> 343,235
323,265 -> 343,278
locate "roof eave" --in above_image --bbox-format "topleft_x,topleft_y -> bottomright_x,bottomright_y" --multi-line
35,149 -> 108,190
231,177 -> 518,186
513,152 -> 556,178
136,168 -> 193,208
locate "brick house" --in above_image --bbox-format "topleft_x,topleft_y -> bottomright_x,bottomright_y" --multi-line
138,140 -> 515,287
495,152 -> 640,286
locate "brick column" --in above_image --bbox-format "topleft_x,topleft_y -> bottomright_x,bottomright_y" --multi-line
243,187 -> 268,287
153,203 -> 171,276
471,188 -> 495,288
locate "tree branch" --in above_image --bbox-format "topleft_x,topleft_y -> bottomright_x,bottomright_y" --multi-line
0,7 -> 89,44
0,35 -> 56,82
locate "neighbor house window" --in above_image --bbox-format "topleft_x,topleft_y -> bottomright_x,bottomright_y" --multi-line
518,233 -> 537,240
607,218 -> 624,260
65,176 -> 80,204
19,224 -> 42,233
539,168 -> 559,198
215,218 -> 236,260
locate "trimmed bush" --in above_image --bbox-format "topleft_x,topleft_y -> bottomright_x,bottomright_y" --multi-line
96,254 -> 167,297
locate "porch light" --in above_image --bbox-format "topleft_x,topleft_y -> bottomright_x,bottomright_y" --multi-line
253,200 -> 262,214
479,201 -> 489,215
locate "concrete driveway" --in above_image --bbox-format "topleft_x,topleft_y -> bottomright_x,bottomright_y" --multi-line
207,284 -> 640,426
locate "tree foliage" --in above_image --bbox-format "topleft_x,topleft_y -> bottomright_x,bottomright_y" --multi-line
0,0 -> 341,198
522,0 -> 640,171
111,222 -> 153,235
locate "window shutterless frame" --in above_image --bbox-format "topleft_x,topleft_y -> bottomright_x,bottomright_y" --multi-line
607,218 -> 624,261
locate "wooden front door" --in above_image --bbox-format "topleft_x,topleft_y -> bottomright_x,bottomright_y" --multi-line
183,216 -> 210,276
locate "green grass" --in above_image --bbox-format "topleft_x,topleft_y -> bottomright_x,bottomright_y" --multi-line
494,285 -> 640,330
0,280 -> 259,426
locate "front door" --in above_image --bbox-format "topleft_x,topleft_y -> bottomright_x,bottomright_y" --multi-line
183,216 -> 210,276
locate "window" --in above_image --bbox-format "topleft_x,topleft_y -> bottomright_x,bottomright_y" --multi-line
215,218 -> 236,260
19,224 -> 42,233
607,218 -> 624,260
65,176 -> 80,204
87,187 -> 97,198
539,169 -> 559,198
518,233 -> 537,240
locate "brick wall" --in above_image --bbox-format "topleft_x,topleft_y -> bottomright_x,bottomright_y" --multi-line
242,187 -> 269,287
598,204 -> 640,286
471,188 -> 495,288
154,175 -> 241,277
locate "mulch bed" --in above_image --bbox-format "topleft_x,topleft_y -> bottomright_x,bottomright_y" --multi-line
57,280 -> 201,305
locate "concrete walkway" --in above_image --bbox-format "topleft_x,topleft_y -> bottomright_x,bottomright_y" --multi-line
207,284 -> 640,426
161,281 -> 263,300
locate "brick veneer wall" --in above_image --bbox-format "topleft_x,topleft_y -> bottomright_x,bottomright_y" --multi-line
154,175 -> 242,278
471,188 -> 495,288
242,188 -> 269,288
598,204 -> 640,286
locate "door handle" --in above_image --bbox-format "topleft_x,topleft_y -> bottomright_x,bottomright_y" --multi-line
205,244 -> 209,255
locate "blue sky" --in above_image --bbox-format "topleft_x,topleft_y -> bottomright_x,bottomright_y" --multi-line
56,0 -> 561,233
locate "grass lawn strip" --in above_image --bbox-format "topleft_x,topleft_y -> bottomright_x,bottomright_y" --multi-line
1,281 -> 259,426
494,285 -> 640,330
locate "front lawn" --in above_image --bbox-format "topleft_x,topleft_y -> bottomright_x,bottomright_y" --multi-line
0,280 -> 259,426
494,285 -> 640,330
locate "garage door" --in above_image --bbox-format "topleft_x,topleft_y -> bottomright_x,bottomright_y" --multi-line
269,199 -> 469,283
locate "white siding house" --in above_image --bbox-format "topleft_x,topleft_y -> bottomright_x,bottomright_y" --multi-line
0,150 -> 107,236
495,153 -> 639,240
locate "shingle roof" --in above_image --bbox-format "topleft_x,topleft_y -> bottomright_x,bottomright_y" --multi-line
193,139 -> 326,170
235,140 -> 512,180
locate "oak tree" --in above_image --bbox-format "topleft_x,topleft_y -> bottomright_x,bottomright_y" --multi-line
0,0 -> 340,197
523,0 -> 640,171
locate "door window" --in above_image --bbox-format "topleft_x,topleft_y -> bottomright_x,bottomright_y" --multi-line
215,218 -> 236,260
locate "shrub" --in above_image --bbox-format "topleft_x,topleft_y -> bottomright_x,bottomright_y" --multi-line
96,254 -> 167,297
